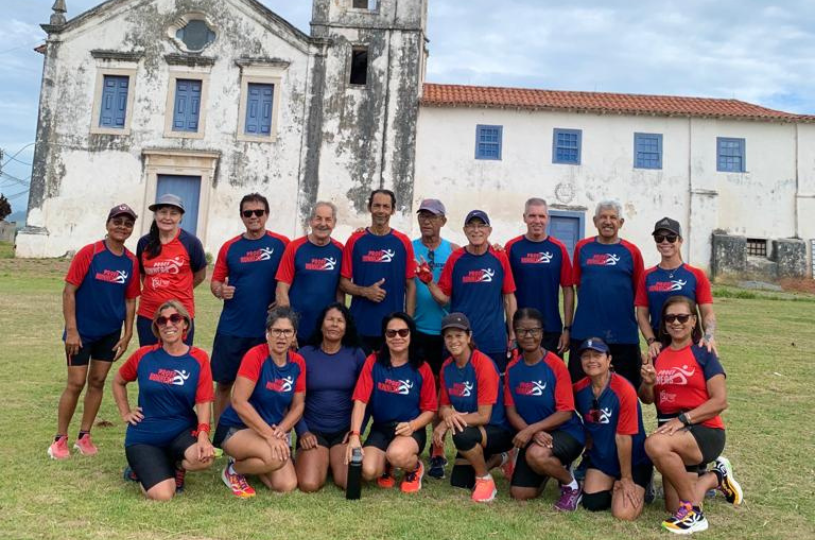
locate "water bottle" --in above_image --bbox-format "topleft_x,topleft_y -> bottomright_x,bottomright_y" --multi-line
346,447 -> 363,500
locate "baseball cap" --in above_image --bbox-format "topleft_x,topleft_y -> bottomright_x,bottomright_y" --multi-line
464,209 -> 490,226
107,203 -> 138,222
417,198 -> 446,216
149,193 -> 185,213
578,337 -> 610,355
652,217 -> 682,237
441,312 -> 471,332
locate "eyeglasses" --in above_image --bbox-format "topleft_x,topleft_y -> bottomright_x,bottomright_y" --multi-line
111,219 -> 135,229
242,209 -> 266,218
385,328 -> 410,338
664,313 -> 692,324
269,328 -> 295,337
514,327 -> 543,337
654,234 -> 678,244
156,313 -> 185,326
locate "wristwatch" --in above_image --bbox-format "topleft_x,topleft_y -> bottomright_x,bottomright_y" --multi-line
678,413 -> 692,427
563,325 -> 571,331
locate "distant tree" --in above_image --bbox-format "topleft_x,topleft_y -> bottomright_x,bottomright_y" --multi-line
0,194 -> 11,221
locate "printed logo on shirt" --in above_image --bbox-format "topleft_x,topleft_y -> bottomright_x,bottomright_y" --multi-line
648,280 -> 688,292
520,252 -> 554,264
148,369 -> 190,386
265,376 -> 294,393
305,257 -> 337,271
515,380 -> 547,396
377,378 -> 414,395
240,247 -> 275,264
462,268 -> 495,283
449,381 -> 473,398
595,407 -> 613,424
145,257 -> 186,275
149,277 -> 171,290
656,365 -> 696,386
362,249 -> 395,263
95,269 -> 128,284
586,253 -> 621,266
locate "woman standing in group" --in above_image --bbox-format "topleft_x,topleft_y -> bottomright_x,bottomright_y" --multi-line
636,217 -> 716,359
573,337 -> 651,520
214,307 -> 305,498
295,303 -> 366,492
48,204 -> 141,460
112,300 -> 215,501
346,313 -> 437,494
432,312 -> 514,503
136,193 -> 207,346
640,296 -> 742,534
504,308 -> 585,510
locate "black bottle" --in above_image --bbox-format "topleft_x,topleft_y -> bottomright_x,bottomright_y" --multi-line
346,447 -> 363,500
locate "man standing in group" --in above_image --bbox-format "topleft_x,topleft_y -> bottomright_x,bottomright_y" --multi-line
570,200 -> 643,388
210,193 -> 290,422
505,198 -> 574,355
340,190 -> 416,353
276,201 -> 345,344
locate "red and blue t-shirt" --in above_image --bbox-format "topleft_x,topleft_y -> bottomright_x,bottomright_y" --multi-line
572,238 -> 644,344
635,264 -> 713,331
212,231 -> 290,339
505,235 -> 573,334
504,351 -> 584,444
440,350 -> 509,430
118,345 -> 213,447
653,344 -> 726,429
341,229 -> 416,337
137,229 -> 207,319
352,354 -> 437,424
276,236 -> 343,341
573,373 -> 649,478
438,247 -> 516,354
218,344 -> 306,429
65,240 -> 140,341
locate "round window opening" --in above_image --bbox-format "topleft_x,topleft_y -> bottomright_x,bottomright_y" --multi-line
176,20 -> 216,52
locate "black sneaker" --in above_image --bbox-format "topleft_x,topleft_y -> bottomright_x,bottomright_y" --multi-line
713,456 -> 743,505
427,455 -> 448,479
175,466 -> 186,493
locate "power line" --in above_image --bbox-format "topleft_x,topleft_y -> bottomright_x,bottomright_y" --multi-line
0,39 -> 46,56
0,143 -> 36,168
2,188 -> 30,200
0,172 -> 30,187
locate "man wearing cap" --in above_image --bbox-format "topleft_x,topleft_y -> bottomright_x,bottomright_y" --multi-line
412,198 -> 459,478
418,209 -> 517,373
209,193 -> 291,422
340,189 -> 417,353
48,204 -> 141,460
505,197 -> 575,354
570,200 -> 644,388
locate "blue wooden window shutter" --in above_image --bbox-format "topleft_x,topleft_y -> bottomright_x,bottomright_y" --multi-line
99,75 -> 129,128
245,83 -> 274,136
173,79 -> 202,132
475,125 -> 503,160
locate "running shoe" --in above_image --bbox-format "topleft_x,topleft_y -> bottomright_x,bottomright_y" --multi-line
553,484 -> 583,512
471,475 -> 497,503
662,502 -> 708,535
377,464 -> 396,489
400,461 -> 424,493
122,466 -> 139,483
47,435 -> 70,460
713,456 -> 743,506
174,466 -> 186,494
73,433 -> 98,456
428,455 -> 448,479
500,448 -> 517,481
221,461 -> 256,498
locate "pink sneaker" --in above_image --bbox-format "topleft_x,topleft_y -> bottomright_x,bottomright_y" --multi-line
74,434 -> 98,456
48,435 -> 70,460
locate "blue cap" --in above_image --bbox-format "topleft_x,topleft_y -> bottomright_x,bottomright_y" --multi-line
578,337 -> 610,355
464,209 -> 490,226
149,193 -> 185,213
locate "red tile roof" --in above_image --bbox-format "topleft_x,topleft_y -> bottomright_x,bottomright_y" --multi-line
422,83 -> 812,122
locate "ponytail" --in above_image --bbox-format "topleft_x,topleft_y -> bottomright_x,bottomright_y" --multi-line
145,220 -> 162,260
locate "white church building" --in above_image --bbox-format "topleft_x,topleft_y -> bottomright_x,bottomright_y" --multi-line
18,0 -> 815,276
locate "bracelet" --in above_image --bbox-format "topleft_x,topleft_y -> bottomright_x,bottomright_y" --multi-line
349,430 -> 361,437
562,325 -> 571,331
192,423 -> 211,436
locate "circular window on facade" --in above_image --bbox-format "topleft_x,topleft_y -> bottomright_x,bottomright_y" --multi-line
175,19 -> 216,52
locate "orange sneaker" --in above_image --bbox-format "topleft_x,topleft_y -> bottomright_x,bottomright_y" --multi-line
377,465 -> 396,489
48,435 -> 70,460
472,475 -> 497,503
400,461 -> 424,493
500,449 -> 516,481
221,461 -> 256,498
74,433 -> 98,456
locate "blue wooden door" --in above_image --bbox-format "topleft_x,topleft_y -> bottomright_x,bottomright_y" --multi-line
548,211 -> 584,260
156,175 -> 201,235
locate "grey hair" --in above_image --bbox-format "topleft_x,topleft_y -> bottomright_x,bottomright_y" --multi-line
524,197 -> 549,214
266,306 -> 299,332
594,200 -> 623,220
310,201 -> 338,221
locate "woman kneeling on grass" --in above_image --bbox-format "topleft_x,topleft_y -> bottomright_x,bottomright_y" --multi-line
504,308 -> 585,510
573,337 -> 652,520
432,312 -> 514,503
112,300 -> 215,501
640,296 -> 743,534
214,307 -> 305,498
346,312 -> 437,493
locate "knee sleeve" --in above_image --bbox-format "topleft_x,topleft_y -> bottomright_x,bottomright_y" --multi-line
582,490 -> 612,512
452,427 -> 481,452
450,463 -> 475,490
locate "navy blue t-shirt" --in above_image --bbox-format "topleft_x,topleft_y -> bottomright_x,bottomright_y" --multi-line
440,350 -> 509,430
636,264 -> 713,331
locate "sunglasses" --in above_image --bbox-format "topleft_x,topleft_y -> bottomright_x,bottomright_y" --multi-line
156,313 -> 185,326
514,327 -> 543,337
654,234 -> 678,244
664,313 -> 692,324
242,209 -> 266,218
385,328 -> 410,338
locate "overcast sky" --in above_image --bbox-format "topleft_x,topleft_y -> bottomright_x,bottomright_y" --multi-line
2,0 -> 814,213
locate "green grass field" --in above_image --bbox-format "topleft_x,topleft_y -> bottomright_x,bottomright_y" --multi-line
0,258 -> 813,540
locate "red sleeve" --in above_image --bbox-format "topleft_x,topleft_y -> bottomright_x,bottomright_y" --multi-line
611,375 -> 638,435
191,348 -> 214,404
474,352 -> 499,405
691,266 -> 713,304
117,345 -> 155,382
496,249 -> 516,294
554,239 -> 574,287
418,362 -> 438,412
65,243 -> 97,286
635,267 -> 653,307
504,236 -> 521,260
352,354 -> 377,403
572,239 -> 590,287
125,250 -> 141,299
547,353 -> 576,412
398,231 -> 417,277
292,353 -> 307,392
438,248 -> 464,297
625,241 -> 645,290
503,368 -> 515,407
275,238 -> 302,285
211,238 -> 234,283
341,231 -> 364,280
236,344 -> 269,383
439,359 -> 452,406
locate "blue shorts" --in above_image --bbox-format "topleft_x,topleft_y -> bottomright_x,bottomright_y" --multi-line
211,332 -> 265,384
137,315 -> 195,347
